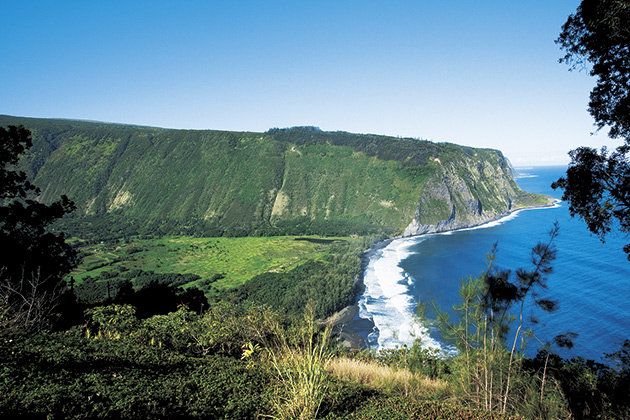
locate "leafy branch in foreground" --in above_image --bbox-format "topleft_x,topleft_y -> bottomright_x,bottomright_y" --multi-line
554,0 -> 630,259
0,125 -> 78,334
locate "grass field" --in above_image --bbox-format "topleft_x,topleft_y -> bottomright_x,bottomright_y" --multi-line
72,235 -> 356,291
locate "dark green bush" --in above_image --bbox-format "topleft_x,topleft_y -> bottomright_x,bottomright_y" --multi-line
0,330 -> 272,419
525,344 -> 630,419
337,395 -> 503,419
319,378 -> 376,418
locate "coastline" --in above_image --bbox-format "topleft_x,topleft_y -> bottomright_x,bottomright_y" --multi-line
329,198 -> 561,350
326,237 -> 393,348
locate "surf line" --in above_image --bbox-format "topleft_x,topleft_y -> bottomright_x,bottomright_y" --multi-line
357,200 -> 562,351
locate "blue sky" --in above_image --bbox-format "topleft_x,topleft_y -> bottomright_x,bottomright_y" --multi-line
0,0 -> 611,165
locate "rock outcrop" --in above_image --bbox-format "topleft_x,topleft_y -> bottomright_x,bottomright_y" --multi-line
403,153 -> 548,236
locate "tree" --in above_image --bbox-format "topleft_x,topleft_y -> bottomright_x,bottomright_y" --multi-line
552,0 -> 630,259
437,225 -> 572,416
0,125 -> 77,332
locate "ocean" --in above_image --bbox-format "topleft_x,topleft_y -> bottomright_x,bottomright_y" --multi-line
356,166 -> 629,361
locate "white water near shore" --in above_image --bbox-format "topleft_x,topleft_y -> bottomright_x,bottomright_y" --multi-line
358,236 -> 443,350
358,201 -> 561,351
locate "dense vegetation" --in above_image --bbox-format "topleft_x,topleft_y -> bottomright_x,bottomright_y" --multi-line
0,308 -> 277,419
230,238 -> 368,319
0,304 -> 499,419
0,115 -> 545,240
2,120 -> 627,418
3,295 -> 629,418
70,236 -> 369,321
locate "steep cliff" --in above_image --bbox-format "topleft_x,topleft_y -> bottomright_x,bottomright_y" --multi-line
0,115 -> 549,238
403,152 -> 548,236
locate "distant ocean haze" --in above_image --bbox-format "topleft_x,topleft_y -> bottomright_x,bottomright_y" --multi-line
356,166 -> 629,361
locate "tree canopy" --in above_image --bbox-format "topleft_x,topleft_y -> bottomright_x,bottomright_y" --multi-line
0,125 -> 77,330
553,0 -> 630,259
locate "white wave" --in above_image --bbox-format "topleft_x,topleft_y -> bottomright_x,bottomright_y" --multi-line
358,237 -> 442,351
514,174 -> 539,179
358,200 -> 562,351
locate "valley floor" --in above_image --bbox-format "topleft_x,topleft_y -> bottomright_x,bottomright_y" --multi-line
72,235 -> 361,295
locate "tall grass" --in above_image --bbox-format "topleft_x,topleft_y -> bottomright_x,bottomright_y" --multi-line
267,304 -> 332,420
327,357 -> 447,397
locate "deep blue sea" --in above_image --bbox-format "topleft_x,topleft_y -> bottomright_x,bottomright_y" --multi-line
357,166 -> 629,361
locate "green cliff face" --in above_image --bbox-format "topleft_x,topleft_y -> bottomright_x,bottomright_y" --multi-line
402,149 -> 549,235
1,115 -> 548,237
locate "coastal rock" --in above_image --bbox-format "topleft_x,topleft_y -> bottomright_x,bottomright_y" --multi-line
403,154 -> 541,236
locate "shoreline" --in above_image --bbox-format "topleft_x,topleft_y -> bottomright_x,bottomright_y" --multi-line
330,198 -> 561,350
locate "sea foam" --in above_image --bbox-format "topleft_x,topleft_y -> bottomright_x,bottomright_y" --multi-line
358,237 -> 441,350
358,201 -> 562,351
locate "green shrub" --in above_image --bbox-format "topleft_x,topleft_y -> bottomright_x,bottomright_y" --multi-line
85,304 -> 137,339
0,329 -> 273,419
373,341 -> 450,380
337,395 -> 504,419
319,378 -> 376,418
137,306 -> 198,350
192,302 -> 283,357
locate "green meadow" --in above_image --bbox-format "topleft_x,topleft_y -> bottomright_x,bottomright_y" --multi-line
72,235 -> 357,291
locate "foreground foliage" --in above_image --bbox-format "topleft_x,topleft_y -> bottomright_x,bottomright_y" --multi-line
1,330 -> 273,419
554,0 -> 630,259
2,295 -> 629,419
0,125 -> 77,334
0,303 -> 471,419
